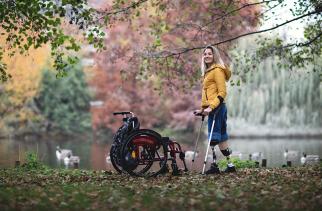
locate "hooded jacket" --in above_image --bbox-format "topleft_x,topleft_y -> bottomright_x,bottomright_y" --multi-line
201,64 -> 231,110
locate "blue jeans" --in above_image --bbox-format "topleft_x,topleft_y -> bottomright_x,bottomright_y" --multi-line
208,103 -> 228,143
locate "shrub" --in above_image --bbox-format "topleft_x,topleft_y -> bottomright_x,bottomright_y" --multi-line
218,157 -> 257,169
22,152 -> 47,170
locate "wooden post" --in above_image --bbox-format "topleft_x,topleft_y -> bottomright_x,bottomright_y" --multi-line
262,159 -> 267,167
36,143 -> 39,158
16,143 -> 21,167
255,161 -> 259,168
18,143 -> 21,161
287,161 -> 292,167
73,162 -> 79,169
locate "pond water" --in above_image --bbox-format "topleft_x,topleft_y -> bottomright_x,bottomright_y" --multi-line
0,136 -> 321,171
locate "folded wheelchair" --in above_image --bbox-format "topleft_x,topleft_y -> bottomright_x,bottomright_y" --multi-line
110,111 -> 188,177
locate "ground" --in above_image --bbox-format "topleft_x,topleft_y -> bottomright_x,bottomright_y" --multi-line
0,165 -> 321,210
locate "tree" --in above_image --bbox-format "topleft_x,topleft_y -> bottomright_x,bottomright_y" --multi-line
89,0 -> 261,131
0,42 -> 50,135
139,0 -> 321,80
2,0 -> 320,132
85,0 -> 321,85
0,0 -> 106,82
1,0 -> 320,83
34,65 -> 92,134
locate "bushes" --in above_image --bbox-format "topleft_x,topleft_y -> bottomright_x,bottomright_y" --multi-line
218,158 -> 257,169
21,152 -> 47,171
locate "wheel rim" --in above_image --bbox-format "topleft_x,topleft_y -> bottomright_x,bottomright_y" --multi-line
122,132 -> 167,177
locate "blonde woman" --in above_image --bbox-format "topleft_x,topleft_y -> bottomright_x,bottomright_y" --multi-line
194,45 -> 236,174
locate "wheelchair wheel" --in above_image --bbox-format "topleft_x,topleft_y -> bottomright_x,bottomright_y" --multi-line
110,144 -> 124,173
120,129 -> 168,177
110,126 -> 131,174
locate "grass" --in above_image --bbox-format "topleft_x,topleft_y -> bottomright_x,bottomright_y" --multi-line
0,164 -> 321,211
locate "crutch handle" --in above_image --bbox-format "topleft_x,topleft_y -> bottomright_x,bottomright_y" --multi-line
193,112 -> 205,120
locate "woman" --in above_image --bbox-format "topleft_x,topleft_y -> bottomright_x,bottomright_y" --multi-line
194,45 -> 236,174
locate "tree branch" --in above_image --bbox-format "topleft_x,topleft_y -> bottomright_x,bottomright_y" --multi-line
149,10 -> 321,58
204,0 -> 280,28
175,0 -> 281,35
97,0 -> 149,20
271,31 -> 322,51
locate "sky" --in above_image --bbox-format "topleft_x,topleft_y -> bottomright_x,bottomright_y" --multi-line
260,0 -> 308,42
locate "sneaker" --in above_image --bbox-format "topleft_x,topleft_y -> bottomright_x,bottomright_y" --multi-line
205,163 -> 221,174
223,163 -> 236,173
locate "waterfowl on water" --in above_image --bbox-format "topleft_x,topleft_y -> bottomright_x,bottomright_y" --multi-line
301,153 -> 320,165
56,146 -> 72,160
184,150 -> 199,161
249,152 -> 263,161
284,149 -> 299,161
64,154 -> 80,166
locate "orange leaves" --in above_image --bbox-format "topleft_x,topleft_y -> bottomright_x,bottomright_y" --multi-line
0,42 -> 50,132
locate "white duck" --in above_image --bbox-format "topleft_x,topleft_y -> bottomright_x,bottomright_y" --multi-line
184,150 -> 199,161
284,149 -> 299,161
249,152 -> 263,161
56,146 -> 72,160
300,153 -> 307,165
231,151 -> 243,160
106,154 -> 111,164
301,153 -> 320,165
64,154 -> 80,166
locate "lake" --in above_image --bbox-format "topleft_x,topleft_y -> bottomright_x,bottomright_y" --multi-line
0,136 -> 321,171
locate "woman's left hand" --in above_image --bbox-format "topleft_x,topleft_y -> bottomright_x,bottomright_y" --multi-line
202,107 -> 212,116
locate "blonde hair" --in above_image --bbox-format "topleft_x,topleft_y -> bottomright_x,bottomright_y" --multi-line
200,45 -> 225,76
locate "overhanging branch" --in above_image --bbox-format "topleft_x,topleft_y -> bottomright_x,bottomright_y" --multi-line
149,10 -> 321,58
204,0 -> 280,28
96,0 -> 149,20
267,31 -> 322,54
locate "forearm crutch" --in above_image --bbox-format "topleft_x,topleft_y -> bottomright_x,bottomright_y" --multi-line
201,104 -> 222,174
191,114 -> 205,170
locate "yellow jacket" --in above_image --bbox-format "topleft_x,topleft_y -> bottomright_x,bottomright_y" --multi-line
201,64 -> 231,110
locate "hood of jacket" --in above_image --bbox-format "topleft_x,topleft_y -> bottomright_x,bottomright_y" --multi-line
205,64 -> 231,81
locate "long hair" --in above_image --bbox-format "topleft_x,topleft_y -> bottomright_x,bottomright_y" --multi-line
200,45 -> 225,76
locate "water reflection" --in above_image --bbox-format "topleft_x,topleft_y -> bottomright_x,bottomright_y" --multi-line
0,137 -> 321,170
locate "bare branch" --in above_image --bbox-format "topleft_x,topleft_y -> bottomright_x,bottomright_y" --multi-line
148,10 -> 321,58
203,0 -> 280,29
275,31 -> 322,50
175,0 -> 281,37
96,0 -> 149,20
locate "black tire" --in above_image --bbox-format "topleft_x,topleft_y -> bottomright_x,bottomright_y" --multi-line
109,126 -> 131,174
110,144 -> 124,173
120,129 -> 168,177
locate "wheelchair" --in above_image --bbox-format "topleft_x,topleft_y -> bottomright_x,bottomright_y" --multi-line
110,111 -> 188,177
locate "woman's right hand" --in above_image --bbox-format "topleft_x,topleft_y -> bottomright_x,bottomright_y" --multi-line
193,109 -> 203,116
202,107 -> 212,116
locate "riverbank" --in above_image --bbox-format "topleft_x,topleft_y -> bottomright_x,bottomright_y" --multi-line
1,165 -> 321,210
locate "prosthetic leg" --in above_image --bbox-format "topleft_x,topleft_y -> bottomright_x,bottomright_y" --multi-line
221,148 -> 236,173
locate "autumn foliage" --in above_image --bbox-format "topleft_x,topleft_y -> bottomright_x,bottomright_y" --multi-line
89,0 -> 261,132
